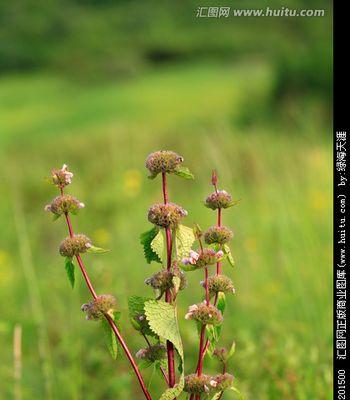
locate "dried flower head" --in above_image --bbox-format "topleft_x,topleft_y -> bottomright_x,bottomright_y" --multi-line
136,344 -> 166,362
201,275 -> 235,296
51,164 -> 74,188
184,374 -> 217,394
132,313 -> 155,337
182,249 -> 223,269
59,234 -> 92,258
145,151 -> 184,178
185,302 -> 223,326
81,294 -> 117,321
145,269 -> 187,297
205,190 -> 232,210
45,194 -> 84,216
213,373 -> 234,391
204,226 -> 233,245
148,203 -> 187,228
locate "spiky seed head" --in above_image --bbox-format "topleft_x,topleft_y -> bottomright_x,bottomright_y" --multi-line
185,302 -> 223,326
51,164 -> 74,188
213,373 -> 234,391
81,294 -> 117,321
204,226 -> 233,245
148,203 -> 187,228
184,374 -> 217,394
205,190 -> 232,210
44,194 -> 84,216
59,234 -> 92,258
145,150 -> 184,177
201,275 -> 235,296
135,344 -> 166,362
145,269 -> 187,295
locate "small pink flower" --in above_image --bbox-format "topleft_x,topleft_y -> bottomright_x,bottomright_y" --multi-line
182,250 -> 199,265
216,250 -> 224,258
210,380 -> 217,387
85,242 -> 92,249
44,204 -> 51,212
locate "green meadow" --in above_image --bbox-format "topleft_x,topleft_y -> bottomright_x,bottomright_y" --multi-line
0,58 -> 332,399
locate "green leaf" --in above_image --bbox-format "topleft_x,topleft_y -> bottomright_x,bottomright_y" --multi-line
175,225 -> 196,261
86,245 -> 110,254
229,386 -> 244,399
173,166 -> 194,180
144,300 -> 185,399
52,213 -> 61,221
172,276 -> 181,293
140,227 -> 162,264
150,230 -> 165,263
64,258 -> 75,289
206,324 -> 219,356
128,296 -> 156,337
101,318 -> 118,359
223,244 -> 235,268
217,292 -> 226,315
227,341 -> 236,359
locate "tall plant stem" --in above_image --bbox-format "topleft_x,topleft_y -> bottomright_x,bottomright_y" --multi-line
161,172 -> 176,389
61,191 -> 152,400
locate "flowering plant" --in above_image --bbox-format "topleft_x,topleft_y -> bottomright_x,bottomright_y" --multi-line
45,153 -> 241,399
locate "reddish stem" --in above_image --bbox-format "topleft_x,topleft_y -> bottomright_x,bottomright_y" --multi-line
205,268 -> 209,306
61,198 -> 152,400
161,172 -> 176,389
216,208 -> 222,275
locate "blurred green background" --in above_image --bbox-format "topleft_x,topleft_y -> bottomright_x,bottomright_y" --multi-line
0,0 -> 332,399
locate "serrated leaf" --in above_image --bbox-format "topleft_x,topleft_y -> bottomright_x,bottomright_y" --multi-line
140,227 -> 162,264
86,245 -> 110,254
128,296 -> 157,337
223,244 -> 235,268
64,258 -> 75,288
144,300 -> 185,399
173,166 -> 194,180
101,318 -> 118,359
175,225 -> 196,261
150,230 -> 165,263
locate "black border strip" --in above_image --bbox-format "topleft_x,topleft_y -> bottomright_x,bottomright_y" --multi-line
334,1 -> 349,397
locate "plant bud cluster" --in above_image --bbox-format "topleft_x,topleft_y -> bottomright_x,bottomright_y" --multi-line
51,164 -> 74,188
204,226 -> 233,245
185,302 -> 223,326
201,275 -> 235,296
136,344 -> 166,362
148,203 -> 187,228
145,269 -> 187,295
182,249 -> 223,269
205,190 -> 232,210
59,234 -> 92,258
81,294 -> 117,321
184,374 -> 217,394
45,194 -> 84,216
145,150 -> 184,177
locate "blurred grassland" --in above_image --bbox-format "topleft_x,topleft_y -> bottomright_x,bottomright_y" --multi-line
0,59 -> 332,399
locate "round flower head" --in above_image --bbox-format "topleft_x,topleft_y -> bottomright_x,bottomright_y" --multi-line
145,269 -> 187,298
148,203 -> 187,228
136,344 -> 166,362
59,234 -> 92,258
201,275 -> 235,296
182,249 -> 223,269
213,373 -> 234,391
81,294 -> 117,321
145,150 -> 184,178
205,190 -> 232,210
184,374 -> 217,394
185,302 -> 223,326
45,194 -> 84,216
204,226 -> 233,245
51,164 -> 74,188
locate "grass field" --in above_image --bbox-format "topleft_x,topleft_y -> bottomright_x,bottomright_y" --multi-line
0,60 -> 332,399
